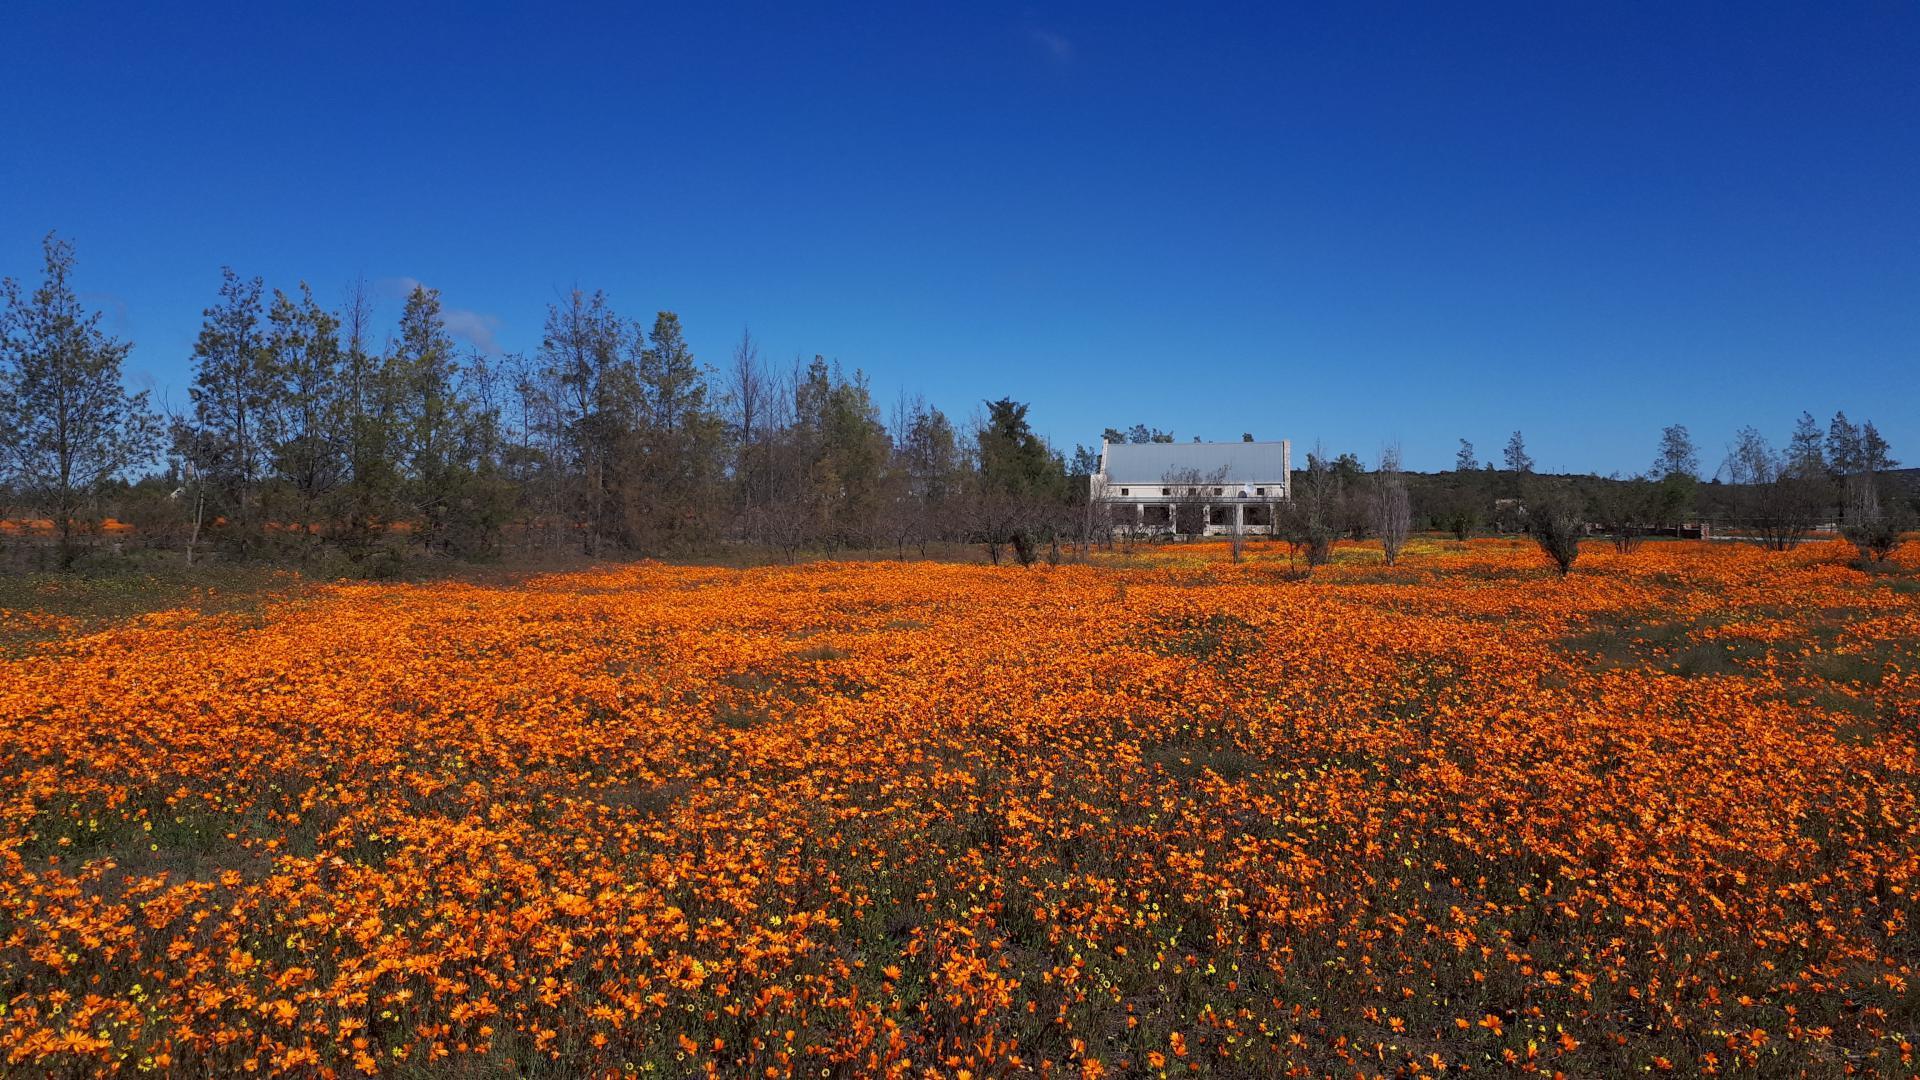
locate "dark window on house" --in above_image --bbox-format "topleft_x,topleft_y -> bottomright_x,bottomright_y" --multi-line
1256,487 -> 1266,495
1119,488 -> 1128,496
1161,487 -> 1170,496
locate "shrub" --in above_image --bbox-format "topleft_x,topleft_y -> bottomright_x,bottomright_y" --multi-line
1527,488 -> 1585,577
1842,502 -> 1909,565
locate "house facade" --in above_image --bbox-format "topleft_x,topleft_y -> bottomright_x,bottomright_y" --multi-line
1092,439 -> 1293,535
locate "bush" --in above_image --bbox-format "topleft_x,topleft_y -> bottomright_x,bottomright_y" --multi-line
1527,489 -> 1585,577
1842,503 -> 1909,565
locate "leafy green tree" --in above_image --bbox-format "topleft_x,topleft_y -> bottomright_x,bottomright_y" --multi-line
187,267 -> 270,539
389,286 -> 466,549
1117,423 -> 1173,444
262,283 -> 346,548
543,288 -> 636,553
439,350 -> 519,559
900,400 -> 960,548
1649,472 -> 1695,530
902,403 -> 960,504
0,234 -> 161,566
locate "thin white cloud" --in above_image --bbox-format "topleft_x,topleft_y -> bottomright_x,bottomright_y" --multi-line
378,276 -> 504,355
440,307 -> 504,355
1029,27 -> 1074,62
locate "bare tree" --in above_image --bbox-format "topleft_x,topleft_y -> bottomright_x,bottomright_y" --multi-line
1368,445 -> 1411,565
750,497 -> 815,564
1267,495 -> 1313,568
1723,427 -> 1823,550
1163,466 -> 1225,539
962,485 -> 1023,565
1084,470 -> 1111,558
1227,489 -> 1246,562
1289,448 -> 1339,568
725,326 -> 767,519
166,402 -> 216,565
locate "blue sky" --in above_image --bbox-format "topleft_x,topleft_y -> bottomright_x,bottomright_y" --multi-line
3,2 -> 1915,474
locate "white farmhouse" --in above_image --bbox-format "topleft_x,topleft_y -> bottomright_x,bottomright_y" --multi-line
1092,439 -> 1293,535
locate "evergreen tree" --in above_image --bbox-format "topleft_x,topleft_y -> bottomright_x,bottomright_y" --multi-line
1652,424 -> 1698,479
975,398 -> 1066,564
1454,439 -> 1477,472
1786,412 -> 1826,478
1827,412 -> 1863,478
1503,430 -> 1533,473
0,234 -> 161,565
978,398 -> 1060,499
1860,421 -> 1895,475
638,312 -> 704,435
812,365 -> 890,546
629,311 -> 723,548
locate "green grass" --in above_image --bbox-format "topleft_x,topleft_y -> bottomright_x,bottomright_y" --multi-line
0,554 -> 301,654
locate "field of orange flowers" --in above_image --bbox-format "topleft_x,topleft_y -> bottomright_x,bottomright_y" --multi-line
2,537 -> 1917,1077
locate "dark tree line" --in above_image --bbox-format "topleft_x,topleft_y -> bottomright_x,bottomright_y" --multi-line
1407,421 -> 1911,571
2,237 -> 1911,574
1,236 -> 1110,572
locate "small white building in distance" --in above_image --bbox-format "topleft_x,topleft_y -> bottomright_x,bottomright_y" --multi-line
1092,439 -> 1293,535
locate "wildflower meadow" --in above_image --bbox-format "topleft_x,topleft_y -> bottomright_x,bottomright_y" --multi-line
2,538 -> 1917,1077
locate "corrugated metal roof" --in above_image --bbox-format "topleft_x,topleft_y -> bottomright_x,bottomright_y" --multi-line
1101,441 -> 1289,484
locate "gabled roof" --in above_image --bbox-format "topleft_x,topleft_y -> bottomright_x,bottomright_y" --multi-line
1101,441 -> 1289,484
